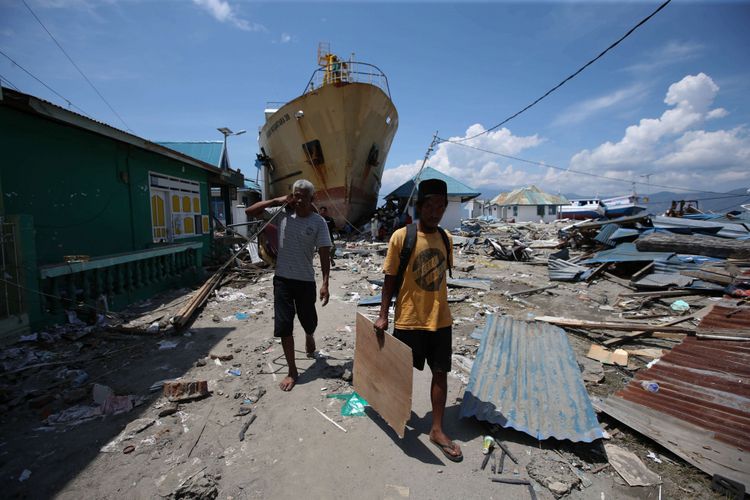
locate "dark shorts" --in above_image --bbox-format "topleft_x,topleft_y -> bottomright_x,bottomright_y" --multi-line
393,326 -> 452,372
273,276 -> 317,337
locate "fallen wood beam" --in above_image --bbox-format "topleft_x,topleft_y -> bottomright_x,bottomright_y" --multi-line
636,232 -> 750,259
508,284 -> 558,297
619,290 -> 704,298
629,262 -> 654,283
602,315 -> 695,346
534,316 -> 695,333
586,262 -> 610,283
603,272 -> 637,290
680,269 -> 733,285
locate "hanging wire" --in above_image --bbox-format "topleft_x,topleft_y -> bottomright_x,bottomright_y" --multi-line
439,139 -> 741,197
0,48 -> 89,116
22,0 -> 134,133
449,0 -> 672,143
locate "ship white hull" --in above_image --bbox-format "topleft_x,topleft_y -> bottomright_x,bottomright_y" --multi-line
259,82 -> 398,228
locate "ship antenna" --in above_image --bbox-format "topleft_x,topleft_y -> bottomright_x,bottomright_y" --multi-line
403,131 -> 439,213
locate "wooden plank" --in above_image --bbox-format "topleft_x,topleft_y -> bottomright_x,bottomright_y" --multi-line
636,232 -> 750,259
353,313 -> 413,438
534,316 -> 694,333
629,262 -> 654,283
680,269 -> 734,285
604,444 -> 661,486
602,315 -> 695,347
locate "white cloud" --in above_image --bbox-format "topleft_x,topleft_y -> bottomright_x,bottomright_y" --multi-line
565,73 -> 750,194
381,124 -> 544,196
280,33 -> 292,43
192,0 -> 264,31
553,83 -> 646,126
623,40 -> 704,74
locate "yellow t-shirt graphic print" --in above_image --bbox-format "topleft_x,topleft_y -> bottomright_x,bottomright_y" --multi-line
383,227 -> 453,331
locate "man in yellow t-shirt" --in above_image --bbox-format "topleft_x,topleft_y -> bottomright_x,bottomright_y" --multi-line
374,178 -> 462,463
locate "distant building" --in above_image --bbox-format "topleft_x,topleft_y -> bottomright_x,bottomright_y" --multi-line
384,167 -> 481,230
0,87 -> 243,336
490,185 -> 568,223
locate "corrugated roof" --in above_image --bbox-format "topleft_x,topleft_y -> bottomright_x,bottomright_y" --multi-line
653,254 -> 723,273
580,242 -> 674,265
384,166 -> 480,201
548,258 -> 591,282
490,185 -> 568,206
696,301 -> 750,340
594,223 -> 621,247
598,336 -> 750,489
157,141 -> 223,167
459,315 -> 604,442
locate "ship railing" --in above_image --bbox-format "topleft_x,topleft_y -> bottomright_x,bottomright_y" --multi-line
303,61 -> 392,98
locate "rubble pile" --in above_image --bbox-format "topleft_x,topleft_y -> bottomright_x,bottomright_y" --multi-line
1,211 -> 748,498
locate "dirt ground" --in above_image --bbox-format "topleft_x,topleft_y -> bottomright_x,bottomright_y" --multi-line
0,238 -> 724,499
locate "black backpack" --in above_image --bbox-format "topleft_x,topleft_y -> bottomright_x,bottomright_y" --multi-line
394,223 -> 453,296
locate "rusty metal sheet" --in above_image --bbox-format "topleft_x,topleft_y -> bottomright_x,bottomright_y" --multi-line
459,315 -> 604,442
599,335 -> 750,488
696,301 -> 750,340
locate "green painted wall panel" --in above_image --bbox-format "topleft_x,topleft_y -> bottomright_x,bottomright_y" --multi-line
0,107 -> 211,266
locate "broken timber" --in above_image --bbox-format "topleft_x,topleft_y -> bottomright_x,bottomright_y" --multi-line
636,232 -> 750,260
534,316 -> 694,333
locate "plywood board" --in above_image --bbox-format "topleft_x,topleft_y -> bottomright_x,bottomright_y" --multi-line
354,313 -> 413,438
604,444 -> 661,486
587,344 -> 628,366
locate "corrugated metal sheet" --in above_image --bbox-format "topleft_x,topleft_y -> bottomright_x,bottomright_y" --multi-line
599,336 -> 750,488
696,301 -> 750,340
157,141 -> 223,167
490,185 -> 568,207
653,254 -> 723,273
580,242 -> 674,265
459,315 -> 604,442
384,166 -> 480,200
632,273 -> 694,289
548,258 -> 591,282
594,223 -> 620,247
609,228 -> 640,241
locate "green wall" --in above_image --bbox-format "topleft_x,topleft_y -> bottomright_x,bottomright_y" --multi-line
0,106 -> 211,265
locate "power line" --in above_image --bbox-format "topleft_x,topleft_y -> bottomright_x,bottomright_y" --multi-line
0,73 -> 21,91
440,139 -> 741,197
22,0 -> 134,133
0,48 -> 89,116
713,196 -> 750,214
450,0 -> 672,143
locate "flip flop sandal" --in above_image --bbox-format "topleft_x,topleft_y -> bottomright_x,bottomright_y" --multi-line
430,438 -> 463,463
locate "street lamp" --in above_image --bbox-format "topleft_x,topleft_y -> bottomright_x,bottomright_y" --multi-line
217,127 -> 246,170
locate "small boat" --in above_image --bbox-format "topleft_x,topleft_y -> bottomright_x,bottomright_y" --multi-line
602,194 -> 647,217
559,199 -> 605,220
256,43 -> 398,228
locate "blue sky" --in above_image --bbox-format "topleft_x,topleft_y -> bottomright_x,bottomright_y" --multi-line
2,0 -> 749,201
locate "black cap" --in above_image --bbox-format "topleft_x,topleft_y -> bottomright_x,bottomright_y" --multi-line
417,178 -> 447,202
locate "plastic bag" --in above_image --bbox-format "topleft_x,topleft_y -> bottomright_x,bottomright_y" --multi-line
326,392 -> 369,417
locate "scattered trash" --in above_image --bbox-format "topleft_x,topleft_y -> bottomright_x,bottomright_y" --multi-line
313,406 -> 347,433
586,344 -> 628,367
646,451 -> 663,464
18,469 -> 31,482
226,369 -> 241,377
671,299 -> 690,312
326,392 -> 369,417
157,340 -> 179,350
604,443 -> 662,487
640,381 -> 660,393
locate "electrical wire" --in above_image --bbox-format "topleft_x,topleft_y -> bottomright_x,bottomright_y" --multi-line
22,0 -> 134,133
0,48 -> 89,116
712,196 -> 750,214
0,73 -> 21,91
451,0 -> 672,143
440,139 -> 742,197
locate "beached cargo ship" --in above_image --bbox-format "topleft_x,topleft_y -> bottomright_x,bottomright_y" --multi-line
257,44 -> 398,228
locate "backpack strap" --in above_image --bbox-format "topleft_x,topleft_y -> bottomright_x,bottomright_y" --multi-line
394,223 -> 418,297
437,227 -> 453,278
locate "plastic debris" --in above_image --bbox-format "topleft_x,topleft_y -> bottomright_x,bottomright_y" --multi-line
670,299 -> 690,312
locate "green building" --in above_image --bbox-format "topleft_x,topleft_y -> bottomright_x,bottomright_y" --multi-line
0,87 -> 244,339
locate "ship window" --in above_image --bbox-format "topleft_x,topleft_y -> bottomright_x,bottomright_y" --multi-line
303,140 -> 325,167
